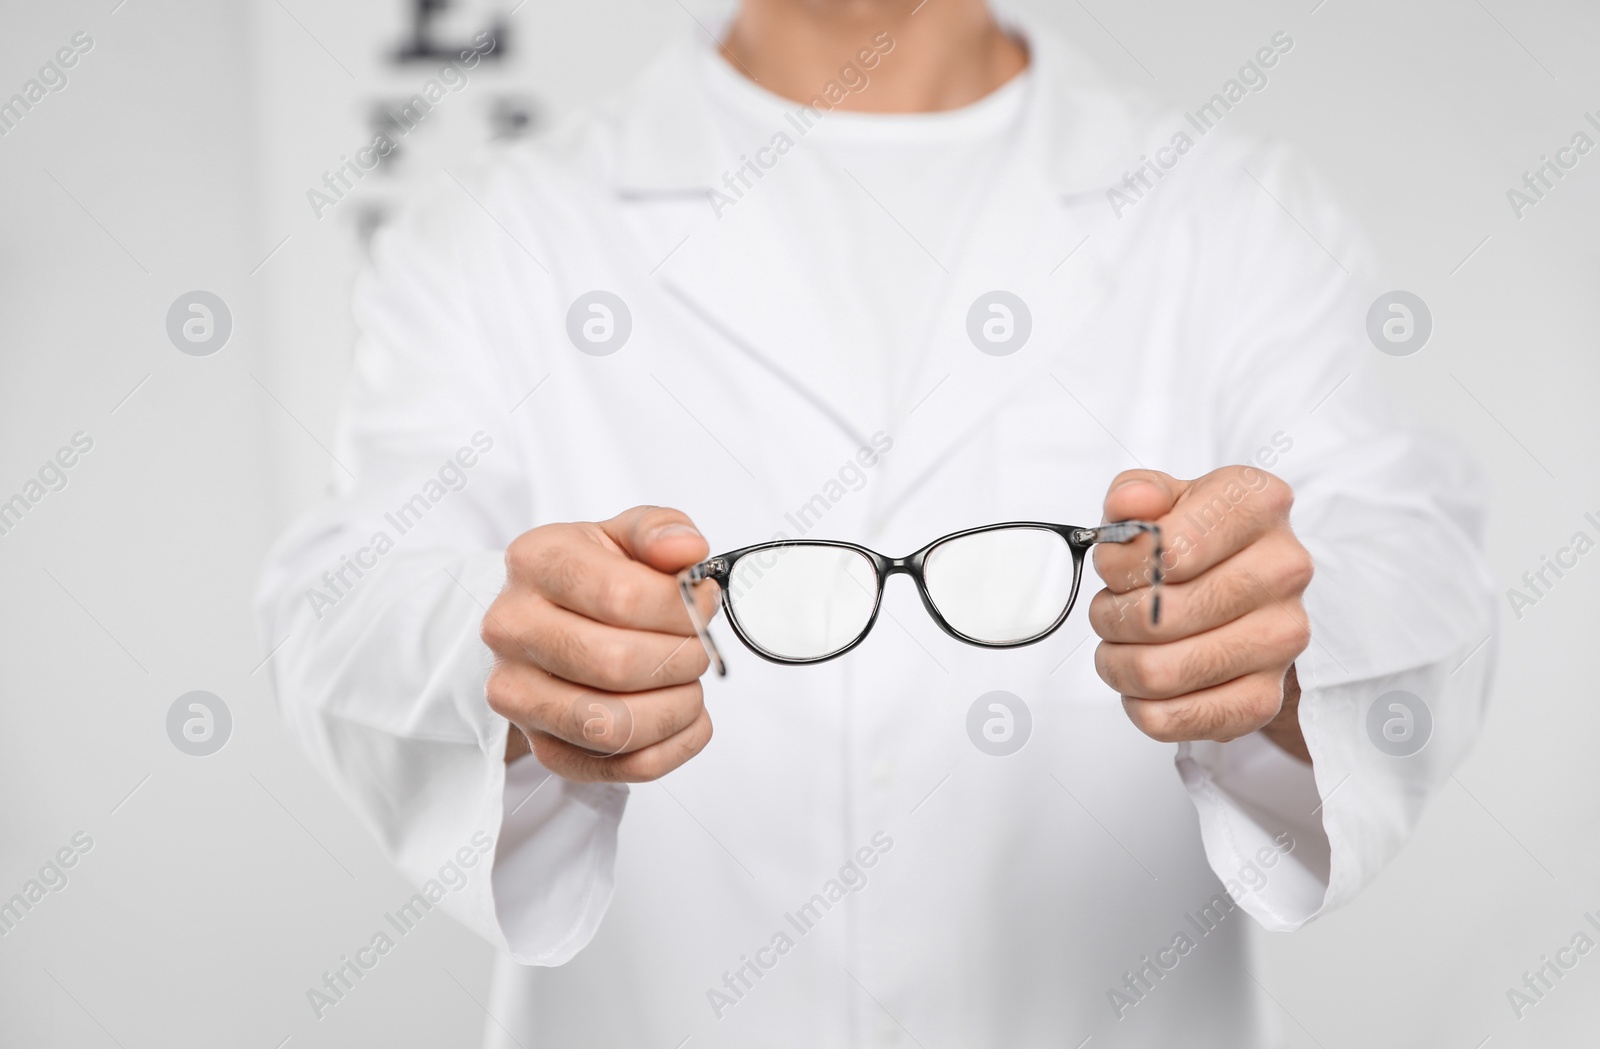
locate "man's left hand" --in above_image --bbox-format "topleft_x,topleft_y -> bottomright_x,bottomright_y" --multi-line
1089,467 -> 1314,762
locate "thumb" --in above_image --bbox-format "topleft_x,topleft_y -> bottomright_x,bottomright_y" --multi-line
598,505 -> 710,574
1102,469 -> 1189,525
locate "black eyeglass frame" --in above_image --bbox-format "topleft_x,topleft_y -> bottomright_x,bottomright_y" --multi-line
678,520 -> 1162,673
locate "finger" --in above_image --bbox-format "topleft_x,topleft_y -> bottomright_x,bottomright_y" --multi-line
482,596 -> 710,691
1093,470 -> 1186,592
1094,603 -> 1310,701
1089,531 -> 1315,643
487,659 -> 705,756
509,522 -> 719,634
1097,467 -> 1293,589
597,505 -> 711,575
1101,469 -> 1188,524
1121,670 -> 1288,744
529,705 -> 714,783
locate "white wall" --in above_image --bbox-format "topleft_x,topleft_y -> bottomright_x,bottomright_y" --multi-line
0,0 -> 1595,1046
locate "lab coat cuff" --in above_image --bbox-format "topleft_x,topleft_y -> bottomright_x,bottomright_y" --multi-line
1175,723 -> 1334,933
489,749 -> 629,966
373,551 -> 625,967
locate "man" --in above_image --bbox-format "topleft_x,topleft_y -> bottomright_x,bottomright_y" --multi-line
258,1 -> 1493,1045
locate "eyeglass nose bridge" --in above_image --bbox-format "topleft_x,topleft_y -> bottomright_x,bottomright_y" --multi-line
880,554 -> 919,577
876,554 -> 930,623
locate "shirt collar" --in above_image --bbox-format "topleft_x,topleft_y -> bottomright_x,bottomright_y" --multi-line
606,14 -> 1151,201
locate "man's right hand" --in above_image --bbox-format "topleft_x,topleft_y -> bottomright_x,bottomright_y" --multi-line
483,505 -> 720,782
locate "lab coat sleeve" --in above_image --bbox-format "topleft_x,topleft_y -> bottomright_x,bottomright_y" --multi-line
254,164 -> 626,965
1168,141 -> 1495,930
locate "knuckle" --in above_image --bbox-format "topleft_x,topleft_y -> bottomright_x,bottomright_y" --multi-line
1167,698 -> 1230,741
1264,476 -> 1295,516
635,505 -> 682,533
529,732 -> 572,774
652,635 -> 709,683
615,748 -> 669,783
1093,549 -> 1140,593
1144,723 -> 1186,744
1156,702 -> 1202,741
661,681 -> 705,733
506,526 -> 555,578
1120,697 -> 1156,737
1185,643 -> 1228,693
480,606 -> 510,653
1121,651 -> 1157,695
545,623 -> 596,681
1131,648 -> 1182,697
1226,565 -> 1260,611
659,710 -> 713,774
484,665 -> 519,719
572,747 -> 625,782
1194,575 -> 1234,627
1215,567 -> 1271,623
1094,642 -> 1122,691
1216,572 -> 1254,623
563,698 -> 598,744
1272,606 -> 1313,654
1240,679 -> 1285,726
523,692 -> 566,737
594,572 -> 643,623
686,641 -> 712,678
586,662 -> 629,696
586,635 -> 642,693
1104,589 -> 1155,639
1281,545 -> 1315,592
677,713 -> 714,765
504,534 -> 532,577
648,705 -> 687,746
1087,590 -> 1114,636
1105,470 -> 1149,502
620,504 -> 662,526
1126,699 -> 1189,744
569,695 -> 628,750
538,545 -> 584,600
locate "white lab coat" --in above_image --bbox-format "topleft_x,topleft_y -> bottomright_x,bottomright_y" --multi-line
257,17 -> 1494,1048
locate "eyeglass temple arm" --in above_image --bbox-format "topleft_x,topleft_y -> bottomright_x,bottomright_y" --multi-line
1073,521 -> 1164,625
677,559 -> 727,678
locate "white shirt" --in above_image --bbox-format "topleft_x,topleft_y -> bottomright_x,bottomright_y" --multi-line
257,17 -> 1494,1048
702,49 -> 1031,417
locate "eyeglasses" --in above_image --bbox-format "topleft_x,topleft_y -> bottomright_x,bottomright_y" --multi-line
676,520 -> 1162,674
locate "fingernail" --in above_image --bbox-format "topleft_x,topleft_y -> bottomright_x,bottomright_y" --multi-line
1113,478 -> 1153,491
653,523 -> 701,540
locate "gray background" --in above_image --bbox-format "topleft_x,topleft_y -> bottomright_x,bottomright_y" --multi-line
1,0 -> 1596,1046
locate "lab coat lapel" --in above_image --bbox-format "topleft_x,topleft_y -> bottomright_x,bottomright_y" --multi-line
654,188 -> 885,450
611,35 -> 882,451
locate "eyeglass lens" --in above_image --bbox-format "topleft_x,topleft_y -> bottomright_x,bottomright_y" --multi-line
725,544 -> 879,661
921,526 -> 1077,643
